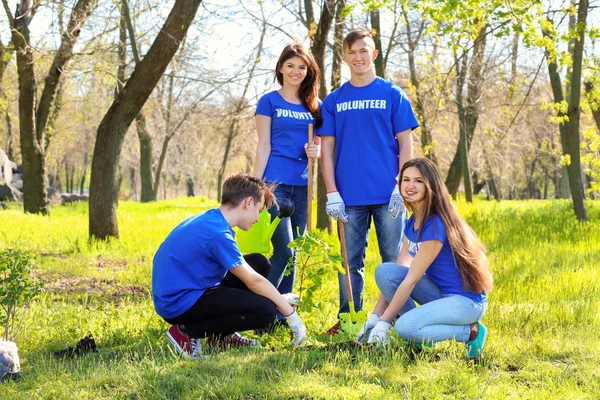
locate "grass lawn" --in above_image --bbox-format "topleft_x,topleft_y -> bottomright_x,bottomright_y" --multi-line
0,198 -> 599,399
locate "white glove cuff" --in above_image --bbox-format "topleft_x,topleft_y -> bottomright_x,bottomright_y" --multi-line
285,310 -> 301,324
326,191 -> 343,203
367,312 -> 380,325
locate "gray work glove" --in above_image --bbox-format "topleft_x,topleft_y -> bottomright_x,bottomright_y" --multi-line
282,293 -> 300,306
388,184 -> 404,218
326,191 -> 349,223
286,310 -> 307,346
356,312 -> 380,343
367,320 -> 392,346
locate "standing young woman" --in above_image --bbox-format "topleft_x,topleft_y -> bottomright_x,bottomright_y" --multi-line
357,158 -> 493,358
252,44 -> 322,296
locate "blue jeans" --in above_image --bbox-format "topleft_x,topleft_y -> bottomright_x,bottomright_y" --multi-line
337,204 -> 405,315
266,184 -> 307,294
375,262 -> 488,343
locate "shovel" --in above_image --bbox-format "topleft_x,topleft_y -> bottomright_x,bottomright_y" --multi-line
338,220 -> 368,335
307,123 -> 315,233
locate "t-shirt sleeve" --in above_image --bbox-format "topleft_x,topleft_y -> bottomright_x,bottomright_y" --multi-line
421,215 -> 447,244
391,86 -> 419,134
255,93 -> 273,117
316,94 -> 335,137
208,231 -> 245,271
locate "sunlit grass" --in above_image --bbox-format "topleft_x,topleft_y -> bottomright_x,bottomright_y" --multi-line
1,198 -> 599,399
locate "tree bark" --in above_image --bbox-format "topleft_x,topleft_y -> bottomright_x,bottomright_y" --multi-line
584,80 -> 600,132
89,0 -> 203,240
137,113 -> 154,202
3,0 -> 95,214
542,2 -> 588,221
445,25 -> 487,198
402,4 -> 436,164
370,8 -> 385,79
305,0 -> 335,232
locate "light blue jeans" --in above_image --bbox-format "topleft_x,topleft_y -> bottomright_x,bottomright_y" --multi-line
267,184 -> 307,294
337,205 -> 405,314
375,262 -> 488,343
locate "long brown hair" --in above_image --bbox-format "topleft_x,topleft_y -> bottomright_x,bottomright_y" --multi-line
401,158 -> 493,294
275,44 -> 322,127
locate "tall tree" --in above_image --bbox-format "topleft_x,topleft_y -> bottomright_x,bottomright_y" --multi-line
399,2 -> 437,164
300,0 -> 336,231
2,0 -> 96,214
541,0 -> 589,221
89,0 -> 203,240
216,18 -> 267,201
444,24 -> 487,199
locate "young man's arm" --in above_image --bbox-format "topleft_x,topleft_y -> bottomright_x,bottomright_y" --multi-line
320,136 -> 337,192
396,128 -> 413,173
229,262 -> 294,315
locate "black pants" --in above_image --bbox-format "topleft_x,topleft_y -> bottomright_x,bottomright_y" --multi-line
164,253 -> 277,339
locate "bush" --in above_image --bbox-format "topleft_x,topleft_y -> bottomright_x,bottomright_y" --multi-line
0,249 -> 44,341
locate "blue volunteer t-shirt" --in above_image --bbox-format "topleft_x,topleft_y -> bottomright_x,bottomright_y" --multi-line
404,214 -> 486,302
152,208 -> 245,319
318,77 -> 419,206
318,78 -> 419,205
256,91 -> 317,186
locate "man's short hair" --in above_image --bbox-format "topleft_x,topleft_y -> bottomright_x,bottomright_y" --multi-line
343,29 -> 375,50
221,174 -> 276,209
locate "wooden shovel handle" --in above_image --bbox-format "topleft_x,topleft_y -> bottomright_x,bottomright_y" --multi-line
307,124 -> 314,233
338,219 -> 354,303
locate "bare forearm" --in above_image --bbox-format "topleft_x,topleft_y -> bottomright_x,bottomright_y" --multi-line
397,129 -> 414,172
320,137 -> 337,192
380,281 -> 415,323
252,144 -> 270,179
372,294 -> 389,316
247,276 -> 294,316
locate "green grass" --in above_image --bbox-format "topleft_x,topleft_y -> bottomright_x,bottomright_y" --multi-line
1,198 -> 599,399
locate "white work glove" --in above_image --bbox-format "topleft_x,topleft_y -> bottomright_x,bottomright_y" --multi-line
286,310 -> 307,346
388,184 -> 404,218
367,320 -> 392,346
326,191 -> 348,223
282,293 -> 300,306
356,312 -> 380,343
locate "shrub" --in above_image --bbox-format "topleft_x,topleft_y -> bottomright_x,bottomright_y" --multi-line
0,249 -> 45,341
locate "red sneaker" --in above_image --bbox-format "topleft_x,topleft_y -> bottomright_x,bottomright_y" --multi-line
325,322 -> 341,336
206,332 -> 261,349
166,325 -> 201,359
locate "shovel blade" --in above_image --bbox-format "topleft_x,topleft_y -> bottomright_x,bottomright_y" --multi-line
339,302 -> 368,335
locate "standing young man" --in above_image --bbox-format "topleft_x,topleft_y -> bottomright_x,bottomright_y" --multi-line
318,29 -> 419,334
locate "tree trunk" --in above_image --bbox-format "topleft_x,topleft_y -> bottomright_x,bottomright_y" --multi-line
542,3 -> 588,221
4,0 -> 95,214
89,0 -> 203,240
445,25 -> 487,198
455,50 -> 473,202
584,80 -> 600,134
79,152 -> 88,194
305,0 -> 335,232
370,8 -> 385,79
402,4 -> 436,164
562,0 -> 588,220
137,113 -> 154,202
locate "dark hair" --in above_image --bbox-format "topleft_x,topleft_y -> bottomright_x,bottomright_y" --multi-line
275,44 -> 322,128
343,29 -> 375,51
221,174 -> 276,209
400,158 -> 493,294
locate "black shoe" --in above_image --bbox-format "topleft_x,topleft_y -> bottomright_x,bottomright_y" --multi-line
54,335 -> 97,358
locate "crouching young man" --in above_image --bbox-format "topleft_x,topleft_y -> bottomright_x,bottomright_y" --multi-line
152,174 -> 306,359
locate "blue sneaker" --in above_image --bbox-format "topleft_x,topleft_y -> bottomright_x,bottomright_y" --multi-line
414,340 -> 437,350
465,322 -> 487,359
